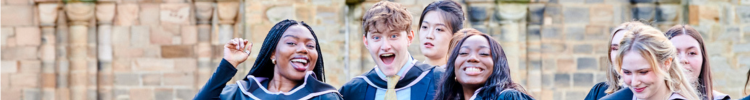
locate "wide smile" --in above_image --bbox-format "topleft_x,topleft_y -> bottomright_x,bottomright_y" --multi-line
462,66 -> 485,76
290,56 -> 309,72
379,53 -> 396,66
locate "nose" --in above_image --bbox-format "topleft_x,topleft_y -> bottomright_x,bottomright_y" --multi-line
295,44 -> 308,54
380,40 -> 392,52
629,74 -> 641,87
425,28 -> 435,40
466,53 -> 479,63
678,53 -> 689,65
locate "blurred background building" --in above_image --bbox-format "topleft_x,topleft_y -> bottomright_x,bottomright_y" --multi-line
1,0 -> 749,100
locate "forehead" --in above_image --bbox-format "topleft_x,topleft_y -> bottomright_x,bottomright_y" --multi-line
422,11 -> 445,24
461,36 -> 490,48
611,31 -> 628,44
283,25 -> 314,39
670,35 -> 700,50
621,50 -> 651,70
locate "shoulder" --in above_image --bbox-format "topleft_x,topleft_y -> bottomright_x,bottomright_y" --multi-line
600,88 -> 633,100
309,92 -> 343,100
496,89 -> 534,100
338,76 -> 368,93
584,82 -> 610,100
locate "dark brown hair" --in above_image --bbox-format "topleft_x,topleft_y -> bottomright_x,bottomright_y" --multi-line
417,0 -> 465,34
664,25 -> 713,100
362,1 -> 412,36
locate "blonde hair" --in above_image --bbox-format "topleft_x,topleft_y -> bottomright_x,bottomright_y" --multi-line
614,25 -> 699,100
605,21 -> 648,94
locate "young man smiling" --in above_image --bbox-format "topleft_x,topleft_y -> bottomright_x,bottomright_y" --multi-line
338,1 -> 444,100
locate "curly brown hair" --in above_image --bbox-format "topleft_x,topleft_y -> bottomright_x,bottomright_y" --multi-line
362,1 -> 413,36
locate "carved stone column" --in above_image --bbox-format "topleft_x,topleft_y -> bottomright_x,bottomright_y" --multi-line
64,2 -> 95,100
36,1 -> 61,99
194,0 -> 215,89
95,1 -> 115,100
216,0 -> 239,45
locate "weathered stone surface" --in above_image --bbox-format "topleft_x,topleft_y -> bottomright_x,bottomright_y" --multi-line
655,5 -> 679,23
116,4 -> 140,26
573,73 -> 594,87
566,26 -> 585,40
265,6 -> 295,24
154,88 -> 173,100
589,4 -> 613,24
577,57 -> 598,70
738,6 -> 750,23
161,45 -> 194,58
133,58 -> 174,71
160,3 -> 192,25
2,46 -> 38,60
15,27 -> 41,46
554,73 -> 570,87
564,6 -> 589,24
129,88 -> 154,100
1,5 -> 34,26
163,72 -> 193,86
573,44 -> 592,54
181,25 -> 197,44
632,5 -> 655,21
141,73 -> 161,86
469,6 -> 488,25
140,4 -> 161,26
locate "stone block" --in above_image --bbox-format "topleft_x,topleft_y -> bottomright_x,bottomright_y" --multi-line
115,4 -> 140,26
541,43 -> 566,53
141,73 -> 161,86
573,73 -> 594,87
129,88 -> 154,100
111,26 -> 130,46
162,45 -> 194,58
632,5 -> 655,21
6,0 -> 30,5
175,89 -> 194,100
2,60 -> 18,73
154,88 -> 173,100
2,88 -> 21,100
733,43 -> 750,53
266,6 -> 295,24
586,0 -> 603,3
738,6 -> 750,23
718,26 -> 741,41
163,72 -> 193,86
131,26 -> 150,47
2,46 -> 38,60
557,58 -> 575,73
150,26 -> 175,45
590,4 -> 613,24
2,27 -> 13,46
573,44 -> 593,54
554,73 -> 570,88
566,26 -> 585,40
564,6 -> 589,24
112,59 -> 132,73
631,0 -> 655,3
181,25 -> 197,44
160,3 -> 192,25
577,57 -> 598,70
24,89 -> 41,100
528,4 -> 545,25
173,58 -> 196,72
469,6 -> 488,25
1,5 -> 34,26
656,5 -> 679,23
19,60 -> 41,73
541,26 -> 561,40
11,73 -> 39,88
133,58 -> 174,71
15,27 -> 41,46
140,4 -> 161,26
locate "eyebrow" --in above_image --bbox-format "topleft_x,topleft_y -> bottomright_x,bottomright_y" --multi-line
460,45 -> 489,49
283,35 -> 315,41
422,21 -> 447,26
623,68 -> 650,72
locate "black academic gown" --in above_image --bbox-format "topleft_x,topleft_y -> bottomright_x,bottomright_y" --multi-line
599,88 -> 634,100
338,62 -> 444,100
194,59 -> 342,100
741,95 -> 750,100
469,89 -> 534,100
584,82 -> 611,100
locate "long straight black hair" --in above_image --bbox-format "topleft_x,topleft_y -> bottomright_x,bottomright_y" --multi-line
246,19 -> 326,81
435,29 -> 528,100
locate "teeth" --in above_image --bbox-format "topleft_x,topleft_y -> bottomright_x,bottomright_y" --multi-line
381,53 -> 394,56
291,59 -> 308,64
466,67 -> 480,72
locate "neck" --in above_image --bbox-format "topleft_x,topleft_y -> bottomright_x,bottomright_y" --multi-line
461,84 -> 480,100
424,56 -> 447,66
644,83 -> 672,100
268,67 -> 300,93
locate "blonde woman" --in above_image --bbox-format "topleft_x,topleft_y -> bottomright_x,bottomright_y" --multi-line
601,25 -> 699,100
585,22 -> 648,100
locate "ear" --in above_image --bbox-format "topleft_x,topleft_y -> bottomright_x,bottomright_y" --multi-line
363,35 -> 369,46
407,30 -> 414,44
270,52 -> 276,60
663,57 -> 673,71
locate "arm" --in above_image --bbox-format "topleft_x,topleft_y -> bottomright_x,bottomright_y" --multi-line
193,59 -> 238,100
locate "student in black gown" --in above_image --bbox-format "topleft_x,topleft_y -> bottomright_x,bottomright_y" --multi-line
434,29 -> 533,100
585,21 -> 647,100
193,19 -> 342,100
664,25 -> 729,100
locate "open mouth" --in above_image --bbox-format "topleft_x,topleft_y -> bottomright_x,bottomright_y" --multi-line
290,56 -> 309,72
423,42 -> 434,48
463,67 -> 484,76
379,53 -> 396,65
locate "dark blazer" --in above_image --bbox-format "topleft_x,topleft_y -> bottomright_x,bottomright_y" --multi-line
584,82 -> 611,100
470,89 -> 534,100
600,88 -> 634,100
194,59 -> 342,100
338,62 -> 444,100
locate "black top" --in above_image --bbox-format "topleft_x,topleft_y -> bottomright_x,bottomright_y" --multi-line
600,88 -> 634,100
338,61 -> 444,100
584,82 -> 611,100
193,59 -> 342,100
471,89 -> 534,100
741,95 -> 750,100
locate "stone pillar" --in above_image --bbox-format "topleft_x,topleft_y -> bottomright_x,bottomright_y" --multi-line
36,1 -> 61,100
216,0 -> 239,45
95,1 -> 115,100
194,0 -> 215,89
64,2 -> 95,100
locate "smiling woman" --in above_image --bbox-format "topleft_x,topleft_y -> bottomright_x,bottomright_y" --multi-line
193,19 -> 342,100
435,28 -> 533,100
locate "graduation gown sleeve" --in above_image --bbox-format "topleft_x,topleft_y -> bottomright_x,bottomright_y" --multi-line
600,88 -> 634,100
495,89 -> 534,100
194,59 -> 238,100
584,82 -> 610,100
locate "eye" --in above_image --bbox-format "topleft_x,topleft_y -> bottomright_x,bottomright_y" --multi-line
639,71 -> 649,75
479,52 -> 490,56
421,26 -> 428,29
458,52 -> 468,55
689,52 -> 698,56
436,28 -> 444,32
286,42 -> 296,46
373,36 -> 380,40
306,44 -> 316,49
611,47 -> 618,51
390,35 -> 397,38
623,70 -> 632,75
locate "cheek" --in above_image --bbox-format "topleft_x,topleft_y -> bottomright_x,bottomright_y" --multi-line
689,57 -> 703,72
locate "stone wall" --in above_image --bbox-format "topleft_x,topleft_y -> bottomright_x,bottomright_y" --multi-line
1,0 -> 749,100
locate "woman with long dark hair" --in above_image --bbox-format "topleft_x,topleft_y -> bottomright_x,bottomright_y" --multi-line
418,0 -> 465,66
434,28 -> 533,100
664,25 -> 729,100
194,19 -> 342,100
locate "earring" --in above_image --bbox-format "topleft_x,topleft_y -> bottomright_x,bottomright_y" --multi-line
272,59 -> 276,64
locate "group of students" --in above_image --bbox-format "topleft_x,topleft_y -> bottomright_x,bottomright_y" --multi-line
191,0 -> 749,100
